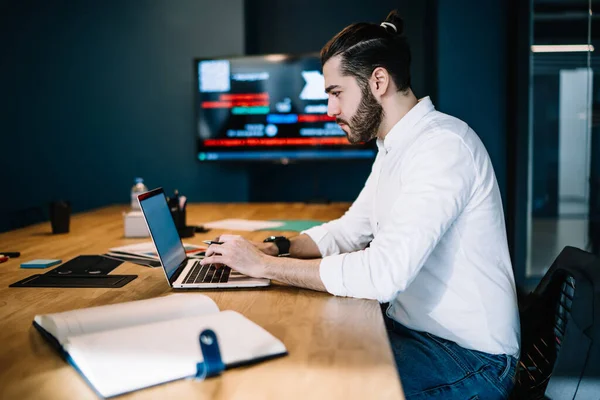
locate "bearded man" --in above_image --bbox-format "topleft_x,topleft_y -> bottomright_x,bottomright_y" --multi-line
201,10 -> 520,399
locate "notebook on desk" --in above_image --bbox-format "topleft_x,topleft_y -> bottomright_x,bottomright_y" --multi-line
137,188 -> 270,289
33,294 -> 287,398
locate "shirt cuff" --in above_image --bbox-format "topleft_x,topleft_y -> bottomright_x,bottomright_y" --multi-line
319,254 -> 348,297
301,225 -> 340,257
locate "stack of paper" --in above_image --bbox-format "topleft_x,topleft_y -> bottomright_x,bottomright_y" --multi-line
105,242 -> 205,267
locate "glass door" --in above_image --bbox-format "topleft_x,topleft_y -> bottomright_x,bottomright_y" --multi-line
527,0 -> 595,279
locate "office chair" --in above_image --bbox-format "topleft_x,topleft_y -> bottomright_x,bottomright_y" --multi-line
511,246 -> 599,400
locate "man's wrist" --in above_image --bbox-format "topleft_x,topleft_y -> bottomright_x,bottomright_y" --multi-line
261,255 -> 277,280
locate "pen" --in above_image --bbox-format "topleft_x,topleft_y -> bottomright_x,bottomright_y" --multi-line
0,256 -> 8,263
0,252 -> 20,258
202,240 -> 223,245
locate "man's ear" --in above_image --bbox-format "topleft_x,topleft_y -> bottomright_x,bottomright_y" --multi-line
369,67 -> 390,98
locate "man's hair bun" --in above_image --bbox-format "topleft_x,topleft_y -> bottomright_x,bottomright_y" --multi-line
383,10 -> 404,35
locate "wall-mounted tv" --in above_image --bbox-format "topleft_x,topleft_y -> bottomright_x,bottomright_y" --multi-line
194,54 -> 376,163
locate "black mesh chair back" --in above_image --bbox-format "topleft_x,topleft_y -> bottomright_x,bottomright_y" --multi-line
512,246 -> 599,399
512,271 -> 575,399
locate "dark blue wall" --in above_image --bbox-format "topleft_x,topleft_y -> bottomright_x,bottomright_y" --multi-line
2,0 -> 513,232
437,0 -> 508,206
1,0 -> 246,232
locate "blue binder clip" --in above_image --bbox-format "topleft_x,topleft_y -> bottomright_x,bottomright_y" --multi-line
195,329 -> 225,379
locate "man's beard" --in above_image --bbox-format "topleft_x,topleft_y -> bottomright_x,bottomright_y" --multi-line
337,83 -> 384,144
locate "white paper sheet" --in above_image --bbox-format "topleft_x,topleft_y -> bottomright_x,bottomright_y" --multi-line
201,219 -> 284,231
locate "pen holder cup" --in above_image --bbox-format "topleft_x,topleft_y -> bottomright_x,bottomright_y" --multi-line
50,200 -> 71,234
170,207 -> 186,230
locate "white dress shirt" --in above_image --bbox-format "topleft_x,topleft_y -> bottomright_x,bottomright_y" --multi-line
303,97 -> 520,357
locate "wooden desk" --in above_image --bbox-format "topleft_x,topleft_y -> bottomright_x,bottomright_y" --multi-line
0,203 -> 404,399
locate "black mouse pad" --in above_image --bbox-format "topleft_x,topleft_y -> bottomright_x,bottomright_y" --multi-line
9,274 -> 136,288
45,255 -> 123,276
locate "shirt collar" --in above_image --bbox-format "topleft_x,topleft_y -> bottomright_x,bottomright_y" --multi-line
376,96 -> 435,154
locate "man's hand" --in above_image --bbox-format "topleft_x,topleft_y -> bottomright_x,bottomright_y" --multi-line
211,235 -> 278,256
202,234 -> 327,292
201,234 -> 269,278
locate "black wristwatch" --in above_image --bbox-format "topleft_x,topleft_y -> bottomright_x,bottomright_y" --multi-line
263,236 -> 290,257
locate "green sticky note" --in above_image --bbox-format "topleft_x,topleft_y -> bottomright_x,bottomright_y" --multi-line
261,220 -> 323,232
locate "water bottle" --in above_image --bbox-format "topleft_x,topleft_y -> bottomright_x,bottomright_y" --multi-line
130,177 -> 148,210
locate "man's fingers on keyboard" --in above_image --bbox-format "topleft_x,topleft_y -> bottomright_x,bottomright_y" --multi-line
205,247 -> 224,257
205,262 -> 224,268
202,256 -> 225,265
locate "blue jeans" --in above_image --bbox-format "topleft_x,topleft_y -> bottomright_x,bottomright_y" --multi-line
385,317 -> 517,399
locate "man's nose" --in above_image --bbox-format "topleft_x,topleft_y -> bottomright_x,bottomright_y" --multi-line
327,100 -> 339,118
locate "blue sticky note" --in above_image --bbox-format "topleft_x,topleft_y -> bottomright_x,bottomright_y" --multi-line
20,259 -> 62,269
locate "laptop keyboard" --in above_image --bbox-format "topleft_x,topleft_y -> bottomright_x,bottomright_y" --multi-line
183,261 -> 231,284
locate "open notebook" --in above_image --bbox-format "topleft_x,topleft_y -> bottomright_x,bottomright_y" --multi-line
33,294 -> 287,398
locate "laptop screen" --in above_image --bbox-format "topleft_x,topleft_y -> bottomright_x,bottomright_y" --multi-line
138,190 -> 186,280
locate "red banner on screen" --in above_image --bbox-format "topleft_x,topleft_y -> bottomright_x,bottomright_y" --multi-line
204,137 -> 351,147
297,114 -> 336,122
219,93 -> 269,101
202,101 -> 270,109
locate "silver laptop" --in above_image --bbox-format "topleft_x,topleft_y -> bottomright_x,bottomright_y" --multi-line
138,187 -> 270,289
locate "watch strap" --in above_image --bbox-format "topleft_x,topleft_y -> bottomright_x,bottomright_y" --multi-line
264,236 -> 290,257
275,237 -> 290,257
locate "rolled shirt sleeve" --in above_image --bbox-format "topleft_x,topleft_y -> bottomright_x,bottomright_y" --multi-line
317,133 -> 478,302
